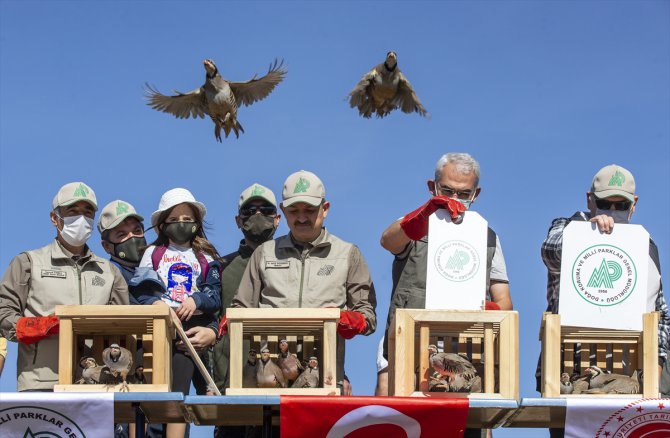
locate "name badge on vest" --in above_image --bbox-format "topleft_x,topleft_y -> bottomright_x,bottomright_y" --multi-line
266,261 -> 290,269
41,269 -> 67,279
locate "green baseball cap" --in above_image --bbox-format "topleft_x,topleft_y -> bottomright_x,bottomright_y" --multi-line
282,170 -> 325,207
52,182 -> 98,211
97,200 -> 144,234
238,183 -> 277,209
591,164 -> 635,202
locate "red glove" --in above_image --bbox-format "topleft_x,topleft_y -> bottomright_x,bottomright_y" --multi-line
16,315 -> 60,345
337,310 -> 367,339
399,196 -> 467,240
217,316 -> 228,337
485,301 -> 501,311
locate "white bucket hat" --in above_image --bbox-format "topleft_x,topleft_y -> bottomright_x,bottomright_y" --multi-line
151,188 -> 207,227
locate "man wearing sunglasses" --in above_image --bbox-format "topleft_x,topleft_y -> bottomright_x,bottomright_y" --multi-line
539,164 -> 670,438
213,183 -> 280,437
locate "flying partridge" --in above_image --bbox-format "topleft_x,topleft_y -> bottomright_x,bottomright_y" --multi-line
146,58 -> 286,142
349,51 -> 427,119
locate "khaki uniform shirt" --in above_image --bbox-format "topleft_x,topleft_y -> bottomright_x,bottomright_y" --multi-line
0,239 -> 129,391
233,229 -> 377,383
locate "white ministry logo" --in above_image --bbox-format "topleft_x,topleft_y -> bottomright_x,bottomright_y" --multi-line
434,240 -> 480,282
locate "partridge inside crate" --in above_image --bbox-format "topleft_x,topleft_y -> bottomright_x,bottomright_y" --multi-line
53,305 -> 174,392
226,307 -> 340,395
389,309 -> 518,399
540,312 -> 659,398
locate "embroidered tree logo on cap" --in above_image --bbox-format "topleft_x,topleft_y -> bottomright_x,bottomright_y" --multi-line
73,183 -> 89,198
251,185 -> 265,196
608,171 -> 625,187
116,202 -> 129,215
294,177 -> 310,194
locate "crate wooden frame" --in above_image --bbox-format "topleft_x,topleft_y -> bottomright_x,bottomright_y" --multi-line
54,305 -> 174,392
389,309 -> 519,399
226,307 -> 340,395
540,311 -> 659,398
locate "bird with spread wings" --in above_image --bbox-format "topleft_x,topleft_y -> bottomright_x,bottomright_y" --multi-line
145,58 -> 287,142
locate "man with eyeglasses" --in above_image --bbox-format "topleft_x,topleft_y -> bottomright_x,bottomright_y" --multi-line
232,171 -> 377,396
539,164 -> 670,437
0,182 -> 129,392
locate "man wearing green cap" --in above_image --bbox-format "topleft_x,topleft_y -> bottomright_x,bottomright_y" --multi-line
0,182 -> 129,391
539,164 -> 670,438
232,171 -> 377,394
213,183 -> 280,438
98,200 -> 148,304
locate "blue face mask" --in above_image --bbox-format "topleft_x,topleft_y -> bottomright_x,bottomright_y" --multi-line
595,208 -> 630,224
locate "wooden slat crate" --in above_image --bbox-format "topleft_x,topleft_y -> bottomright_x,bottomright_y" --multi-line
54,305 -> 174,392
539,312 -> 659,398
226,307 -> 340,395
389,309 -> 518,399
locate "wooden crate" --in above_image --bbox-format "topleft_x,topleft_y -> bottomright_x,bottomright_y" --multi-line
226,307 -> 340,395
540,312 -> 659,398
54,305 -> 174,392
389,309 -> 518,399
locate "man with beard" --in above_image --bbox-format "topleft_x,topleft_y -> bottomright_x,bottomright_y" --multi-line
213,183 -> 280,438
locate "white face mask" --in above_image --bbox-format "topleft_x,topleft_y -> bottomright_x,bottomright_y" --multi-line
595,208 -> 631,224
58,214 -> 94,246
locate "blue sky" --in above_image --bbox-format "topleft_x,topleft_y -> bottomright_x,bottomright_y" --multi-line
1,1 -> 668,436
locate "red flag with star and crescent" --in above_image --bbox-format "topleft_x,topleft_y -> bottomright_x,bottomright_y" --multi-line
280,396 -> 469,438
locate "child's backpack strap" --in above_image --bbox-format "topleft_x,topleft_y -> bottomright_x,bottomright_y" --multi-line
151,246 -> 167,271
196,252 -> 210,280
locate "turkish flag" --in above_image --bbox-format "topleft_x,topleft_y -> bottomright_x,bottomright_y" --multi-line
280,396 -> 469,438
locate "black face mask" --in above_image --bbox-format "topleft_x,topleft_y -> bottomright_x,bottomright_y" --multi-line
241,214 -> 277,244
111,236 -> 147,264
163,222 -> 198,245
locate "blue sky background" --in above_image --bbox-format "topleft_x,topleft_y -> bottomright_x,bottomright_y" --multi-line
1,1 -> 668,436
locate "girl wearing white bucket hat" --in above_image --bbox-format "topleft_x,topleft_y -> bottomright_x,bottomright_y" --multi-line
137,188 -> 221,437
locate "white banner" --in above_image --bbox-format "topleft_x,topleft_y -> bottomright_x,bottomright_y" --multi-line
558,222 -> 650,330
0,392 -> 114,438
426,210 -> 487,310
565,397 -> 670,437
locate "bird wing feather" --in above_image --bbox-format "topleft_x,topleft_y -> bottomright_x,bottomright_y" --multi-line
348,68 -> 377,108
144,84 -> 208,119
393,72 -> 428,117
229,59 -> 287,107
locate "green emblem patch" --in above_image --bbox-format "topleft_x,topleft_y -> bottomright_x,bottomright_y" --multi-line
608,170 -> 625,187
294,177 -> 310,194
73,183 -> 89,198
116,202 -> 129,215
251,185 -> 265,196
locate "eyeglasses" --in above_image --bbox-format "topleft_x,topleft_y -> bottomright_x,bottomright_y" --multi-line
594,198 -> 632,211
239,205 -> 277,217
435,183 -> 475,200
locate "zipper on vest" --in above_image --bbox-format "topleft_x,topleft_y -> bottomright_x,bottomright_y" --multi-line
32,342 -> 39,364
76,263 -> 83,304
298,256 -> 305,307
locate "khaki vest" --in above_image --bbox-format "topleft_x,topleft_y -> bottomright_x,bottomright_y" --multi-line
18,240 -> 119,391
256,232 -> 352,310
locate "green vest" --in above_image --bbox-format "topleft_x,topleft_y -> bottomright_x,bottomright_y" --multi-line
212,242 -> 254,391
